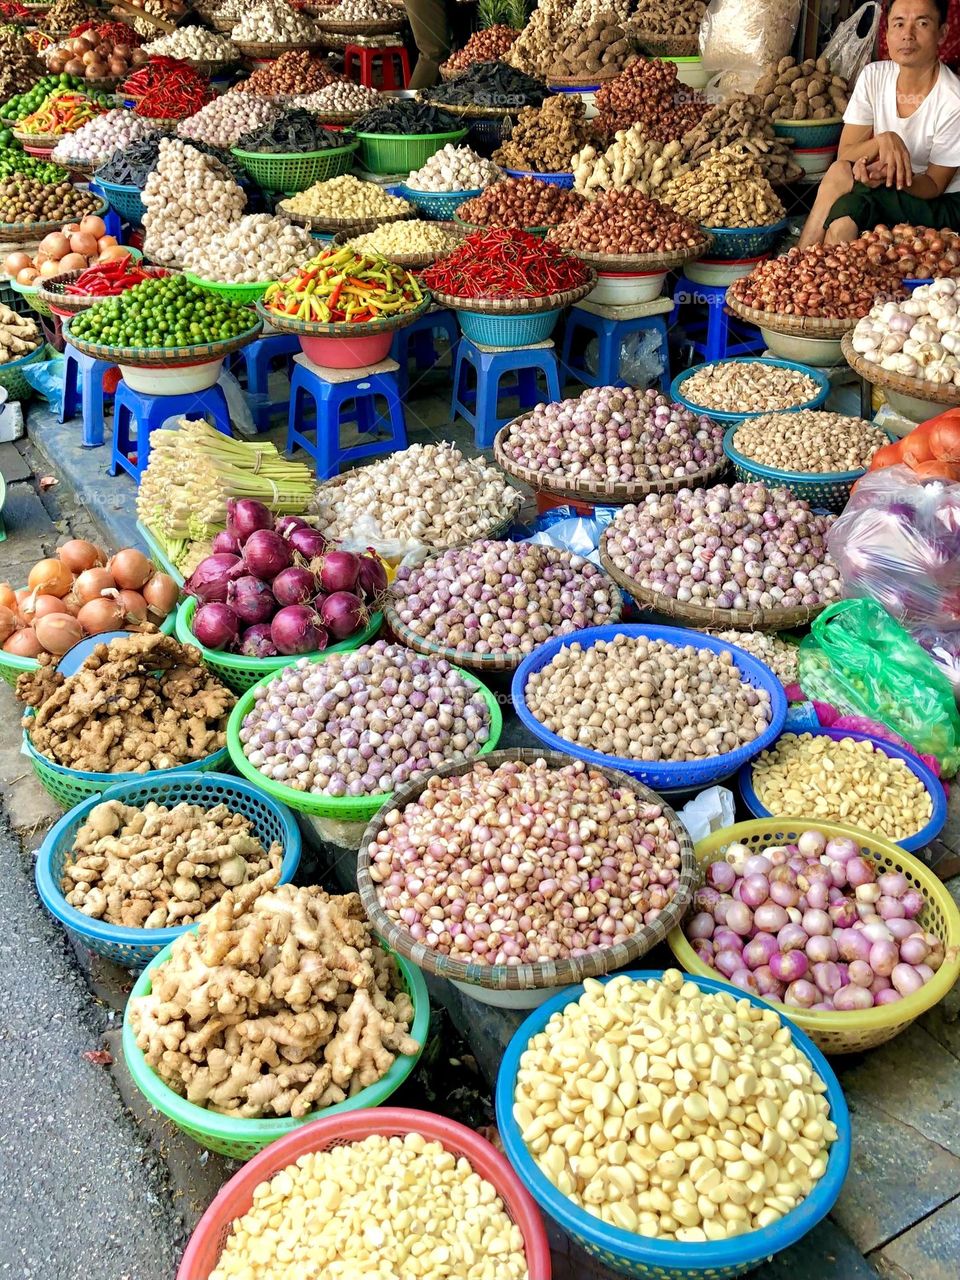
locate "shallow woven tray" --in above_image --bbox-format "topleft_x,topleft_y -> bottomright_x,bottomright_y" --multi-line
12,129 -> 65,147
725,290 -> 869,337
598,531 -> 827,632
211,16 -> 235,31
234,39 -> 324,58
429,274 -> 596,316
279,203 -> 415,234
631,29 -> 700,57
546,69 -> 624,87
426,98 -> 524,120
0,196 -> 109,241
495,427 -> 729,504
255,291 -> 431,337
62,157 -> 98,176
314,17 -> 404,35
37,265 -> 171,314
557,240 -> 712,273
357,747 -> 697,993
309,109 -> 364,125
61,316 -> 264,366
841,333 -> 960,408
332,221 -> 465,267
182,57 -> 239,76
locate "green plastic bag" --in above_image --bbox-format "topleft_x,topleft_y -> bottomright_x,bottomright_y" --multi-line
799,599 -> 960,776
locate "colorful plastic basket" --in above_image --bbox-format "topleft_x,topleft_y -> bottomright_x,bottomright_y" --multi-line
701,220 -> 788,261
495,969 -> 851,1279
0,342 -> 45,399
34,771 -> 301,968
772,118 -> 843,148
511,624 -> 788,793
88,178 -> 145,226
226,658 -> 503,821
739,725 -> 948,853
671,358 -> 830,424
722,422 -> 880,511
175,597 -> 383,693
122,946 -> 430,1159
667,818 -> 960,1053
456,308 -> 560,346
230,141 -> 358,193
0,605 -> 176,688
354,128 -> 468,176
396,183 -> 480,220
176,1107 -> 552,1277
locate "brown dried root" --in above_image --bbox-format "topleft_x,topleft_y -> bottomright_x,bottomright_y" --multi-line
129,879 -> 419,1119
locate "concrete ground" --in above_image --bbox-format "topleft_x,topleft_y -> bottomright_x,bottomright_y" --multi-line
1,354 -> 959,1280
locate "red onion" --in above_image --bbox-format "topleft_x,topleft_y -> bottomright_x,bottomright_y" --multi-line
848,959 -> 874,987
777,922 -> 808,953
730,968 -> 759,993
802,908 -> 831,937
811,961 -> 842,995
898,934 -> 929,965
272,566 -> 318,607
319,590 -> 366,640
714,949 -> 742,978
270,606 -> 327,655
319,549 -> 360,595
287,526 -> 328,561
834,984 -> 873,1010
878,871 -> 909,897
835,928 -> 870,963
239,623 -> 278,658
805,934 -> 838,964
743,934 -> 778,969
707,861 -> 736,892
184,553 -> 243,604
227,575 -> 276,625
741,873 -> 770,908
901,889 -> 924,918
769,878 -> 800,908
243,529 -> 292,582
227,498 -> 273,545
744,854 -> 772,876
357,551 -> 388,603
875,988 -> 902,1005
712,927 -> 743,953
725,901 -> 753,935
784,979 -> 818,1008
212,530 -> 241,556
275,515 -> 310,539
754,902 -> 789,933
770,950 -> 808,982
824,836 -> 859,862
798,830 -> 827,857
687,912 -> 715,940
692,938 -> 715,964
845,856 -> 876,887
193,601 -> 240,650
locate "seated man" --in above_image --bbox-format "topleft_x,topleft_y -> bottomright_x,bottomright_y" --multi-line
798,0 -> 960,249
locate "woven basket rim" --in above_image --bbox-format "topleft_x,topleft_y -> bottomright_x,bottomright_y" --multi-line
384,574 -> 623,672
428,274 -> 596,315
598,534 -> 827,632
773,115 -> 843,128
400,182 -> 482,199
494,424 -> 729,502
453,214 -> 553,235
181,57 -> 239,74
631,28 -> 700,56
333,222 -> 465,267
546,69 -> 624,87
354,126 -> 467,142
256,291 -> 431,336
314,17 -> 404,35
0,195 -> 109,240
841,332 -> 960,406
550,240 -> 711,272
356,746 -> 698,990
425,98 -> 524,119
62,315 -> 264,365
37,262 -> 164,311
12,129 -> 65,146
725,291 -> 868,336
279,203 -> 414,232
233,39 -> 325,56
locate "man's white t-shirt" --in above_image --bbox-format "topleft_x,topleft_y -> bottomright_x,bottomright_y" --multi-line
844,61 -> 960,193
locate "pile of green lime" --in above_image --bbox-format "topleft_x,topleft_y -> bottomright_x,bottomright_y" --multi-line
0,75 -> 112,123
0,144 -> 68,183
69,275 -> 257,350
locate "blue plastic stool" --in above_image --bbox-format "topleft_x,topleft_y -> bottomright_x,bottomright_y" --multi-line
560,307 -> 671,391
671,274 -> 764,361
60,343 -> 115,446
390,308 -> 459,397
451,339 -> 561,448
110,380 -> 231,481
89,182 -> 122,241
286,356 -> 407,479
231,333 -> 300,432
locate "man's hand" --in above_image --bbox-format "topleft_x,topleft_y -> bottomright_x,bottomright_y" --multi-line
875,131 -> 913,189
853,156 -> 892,187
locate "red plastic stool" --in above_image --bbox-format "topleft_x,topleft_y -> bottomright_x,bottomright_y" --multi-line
344,43 -> 411,89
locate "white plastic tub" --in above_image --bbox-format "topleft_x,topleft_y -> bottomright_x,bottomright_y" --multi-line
119,358 -> 223,394
587,269 -> 667,305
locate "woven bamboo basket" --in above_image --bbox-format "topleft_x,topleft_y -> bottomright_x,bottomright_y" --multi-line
552,240 -> 712,273
383,573 -> 623,673
598,530 -> 829,632
255,292 -> 430,338
546,69 -> 624,87
631,29 -> 700,57
725,290 -> 879,337
234,39 -> 324,59
357,747 -> 697,996
494,426 -> 729,504
211,16 -> 235,31
37,264 -> 170,315
426,98 -> 526,120
61,316 -> 264,367
182,57 -> 239,77
0,196 -> 109,242
279,203 -> 415,234
841,333 -> 960,408
314,17 -> 404,35
12,129 -> 65,148
332,221 -> 464,267
428,274 -> 596,316
61,157 -> 98,176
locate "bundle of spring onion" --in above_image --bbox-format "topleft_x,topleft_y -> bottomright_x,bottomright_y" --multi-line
135,419 -> 314,575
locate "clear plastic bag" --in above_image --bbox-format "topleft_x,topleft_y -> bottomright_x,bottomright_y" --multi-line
699,0 -> 801,72
799,598 -> 960,774
584,326 -> 664,386
829,2 -> 883,83
827,465 -> 960,630
525,505 -> 620,567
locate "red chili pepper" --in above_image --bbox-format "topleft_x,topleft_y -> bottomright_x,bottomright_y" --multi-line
421,229 -> 587,300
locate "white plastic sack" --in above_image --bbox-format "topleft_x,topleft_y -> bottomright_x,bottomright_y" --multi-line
218,369 -> 255,437
822,2 -> 881,84
699,0 -> 802,72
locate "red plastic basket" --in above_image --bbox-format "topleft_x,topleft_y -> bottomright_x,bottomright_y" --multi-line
177,1107 -> 552,1278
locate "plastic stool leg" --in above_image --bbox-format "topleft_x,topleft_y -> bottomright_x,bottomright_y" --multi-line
79,361 -> 106,446
541,354 -> 561,403
381,53 -> 396,90
559,316 -> 577,376
398,48 -> 411,87
704,297 -> 727,362
653,318 -> 671,392
596,322 -> 620,386
109,399 -> 132,476
473,363 -> 497,448
60,348 -> 79,423
516,367 -> 540,409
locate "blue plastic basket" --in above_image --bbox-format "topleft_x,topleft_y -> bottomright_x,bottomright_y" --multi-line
772,119 -> 843,149
495,969 -> 851,1280
722,422 -> 883,512
701,220 -> 788,260
671,358 -> 831,425
511,623 -> 788,791
739,725 -> 947,853
95,178 -> 146,226
504,167 -> 575,188
457,308 -> 560,346
398,184 -> 481,220
34,771 -> 302,968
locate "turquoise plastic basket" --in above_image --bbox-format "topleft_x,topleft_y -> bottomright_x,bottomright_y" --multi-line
34,771 -> 302,968
95,178 -> 146,226
0,343 -> 45,399
772,119 -> 843,148
495,970 -> 851,1279
504,167 -> 575,188
671,358 -> 831,424
457,308 -> 560,346
397,184 -> 480,220
723,422 -> 879,511
702,220 -> 788,260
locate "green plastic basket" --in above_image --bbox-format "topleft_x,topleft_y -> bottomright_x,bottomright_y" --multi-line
230,141 -> 358,193
354,129 -> 468,176
175,596 -> 383,693
0,342 -> 45,398
122,937 -> 430,1159
183,274 -> 271,304
134,519 -> 185,587
226,658 -> 503,820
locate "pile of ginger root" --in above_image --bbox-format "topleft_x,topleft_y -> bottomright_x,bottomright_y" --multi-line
129,872 -> 420,1119
61,799 -> 282,929
18,633 -> 234,773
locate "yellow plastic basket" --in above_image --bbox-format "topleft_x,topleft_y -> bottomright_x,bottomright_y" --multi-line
667,817 -> 960,1054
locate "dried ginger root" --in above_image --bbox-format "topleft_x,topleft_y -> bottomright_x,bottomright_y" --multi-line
61,799 -> 282,929
18,634 -> 235,773
129,875 -> 419,1119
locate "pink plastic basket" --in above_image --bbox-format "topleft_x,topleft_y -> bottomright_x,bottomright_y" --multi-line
299,331 -> 393,368
176,1107 -> 552,1278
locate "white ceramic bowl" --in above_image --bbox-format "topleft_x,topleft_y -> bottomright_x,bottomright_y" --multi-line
759,327 -> 842,367
886,387 -> 954,422
449,979 -> 555,1008
119,358 -> 224,394
685,257 -> 765,286
586,270 -> 667,305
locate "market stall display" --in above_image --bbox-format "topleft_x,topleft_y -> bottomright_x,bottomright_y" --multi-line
856,223 -> 960,280
4,213 -> 133,289
230,0 -> 324,56
662,150 -> 787,257
177,94 -> 279,151
339,219 -> 465,266
182,214 -> 314,296
399,143 -> 498,220
492,93 -> 591,178
710,628 -> 799,685
141,26 -> 238,69
632,0 -> 705,55
591,56 -> 703,144
351,101 -> 468,175
232,109 -> 356,192
680,95 -> 803,187
547,14 -> 634,83
278,175 -> 414,234
672,358 -> 828,421
456,176 -> 584,230
0,300 -> 44,400
51,108 -> 156,169
44,25 -> 146,85
440,25 -> 519,78
0,74 -> 110,124
120,58 -> 212,121
141,138 -> 245,267
230,48 -> 341,97
288,81 -> 379,119
573,128 -> 688,197
0,175 -> 105,235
